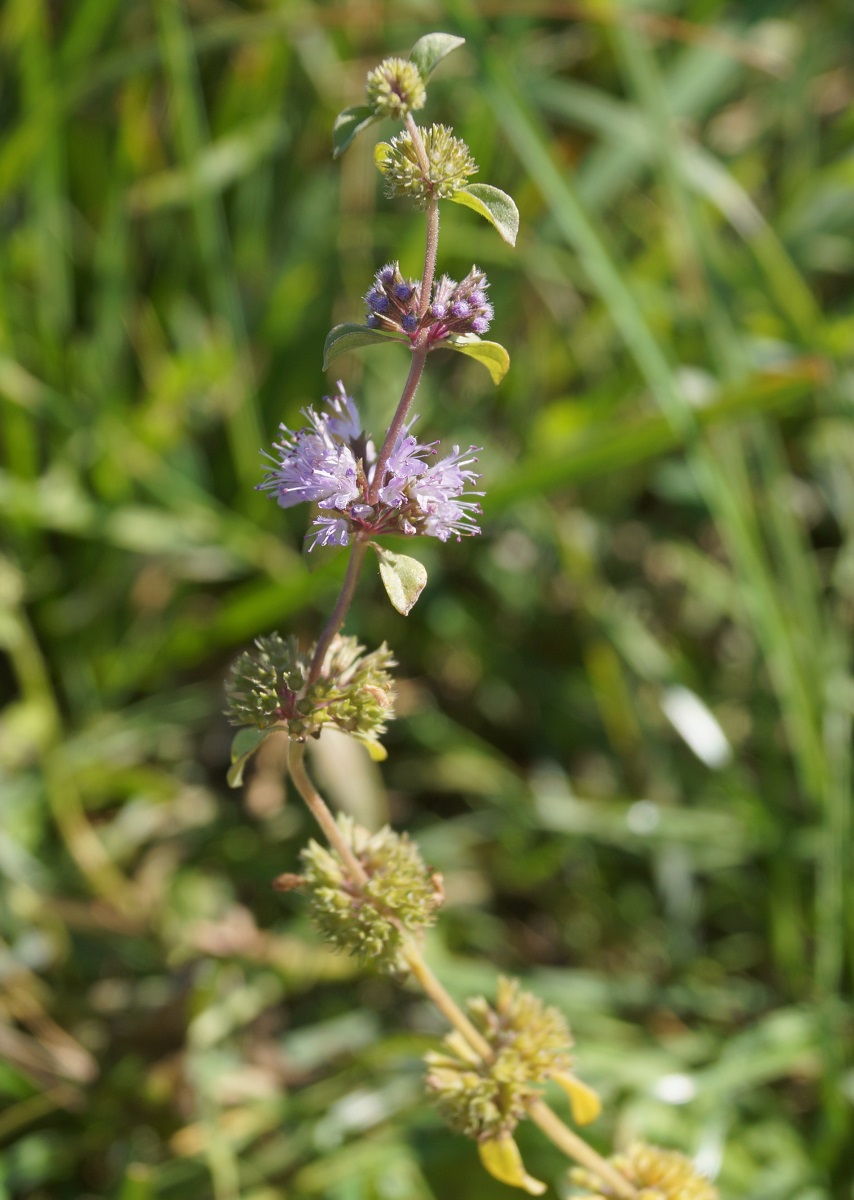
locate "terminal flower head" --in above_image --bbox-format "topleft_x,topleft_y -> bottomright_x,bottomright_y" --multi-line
258,385 -> 483,549
365,56 -> 426,119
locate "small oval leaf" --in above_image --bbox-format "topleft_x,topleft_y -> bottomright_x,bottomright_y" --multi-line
553,1071 -> 602,1126
332,105 -> 378,159
478,1137 -> 547,1196
323,323 -> 407,370
227,726 -> 277,788
372,544 -> 428,615
443,335 -> 510,385
358,737 -> 388,762
449,183 -> 519,246
409,32 -> 466,81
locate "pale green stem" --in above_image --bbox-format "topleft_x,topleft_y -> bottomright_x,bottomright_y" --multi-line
287,750 -> 638,1199
528,1100 -> 638,1200
287,741 -> 368,886
307,539 -> 369,685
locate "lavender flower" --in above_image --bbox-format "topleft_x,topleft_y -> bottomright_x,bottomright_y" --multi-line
259,385 -> 483,548
363,262 -> 493,345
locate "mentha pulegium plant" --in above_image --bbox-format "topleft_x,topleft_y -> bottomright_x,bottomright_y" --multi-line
224,32 -> 719,1200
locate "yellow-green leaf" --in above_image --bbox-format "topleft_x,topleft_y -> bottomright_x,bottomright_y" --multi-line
443,335 -> 510,385
449,183 -> 519,246
553,1071 -> 602,1126
372,544 -> 428,615
478,1137 -> 547,1195
359,737 -> 388,762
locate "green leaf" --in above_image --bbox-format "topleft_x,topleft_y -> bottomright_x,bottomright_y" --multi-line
443,335 -> 510,384
409,32 -> 466,81
449,183 -> 519,246
332,105 -> 378,159
372,544 -> 428,616
323,323 -> 407,370
227,725 -> 277,788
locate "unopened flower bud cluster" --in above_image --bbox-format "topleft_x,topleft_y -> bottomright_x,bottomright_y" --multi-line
366,262 -> 494,343
571,1142 -> 719,1200
425,977 -> 577,1141
366,56 -> 426,118
299,815 -> 443,973
377,124 -> 477,206
225,632 -> 395,746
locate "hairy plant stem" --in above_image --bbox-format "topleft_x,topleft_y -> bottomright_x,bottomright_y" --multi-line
307,538 -> 369,685
400,942 -> 493,1060
528,1100 -> 638,1200
367,342 -> 430,505
287,747 -> 637,1200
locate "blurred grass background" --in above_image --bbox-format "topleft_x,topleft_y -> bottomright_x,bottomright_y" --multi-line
1,1 -> 853,1197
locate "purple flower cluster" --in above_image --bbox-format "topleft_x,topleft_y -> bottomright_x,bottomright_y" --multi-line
365,262 -> 493,345
259,383 -> 482,549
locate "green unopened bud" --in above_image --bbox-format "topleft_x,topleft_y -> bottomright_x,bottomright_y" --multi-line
366,56 -> 426,119
225,633 -> 396,752
225,633 -> 304,730
425,978 -> 589,1141
376,124 -> 477,208
571,1142 -> 719,1200
300,815 -> 443,973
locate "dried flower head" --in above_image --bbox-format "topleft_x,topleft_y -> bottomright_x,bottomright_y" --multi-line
300,815 -> 443,973
366,56 -> 426,119
258,385 -> 483,548
425,978 -> 595,1141
377,124 -> 477,207
225,633 -> 395,750
365,262 -> 493,344
571,1142 -> 719,1200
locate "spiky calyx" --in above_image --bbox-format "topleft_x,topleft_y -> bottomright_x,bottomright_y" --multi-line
366,57 -> 426,119
376,124 -> 477,208
425,978 -> 585,1141
225,633 -> 395,749
299,816 -> 443,973
571,1142 -> 719,1200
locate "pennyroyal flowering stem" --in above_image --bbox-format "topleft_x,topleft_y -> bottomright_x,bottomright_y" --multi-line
289,744 -> 637,1198
225,32 -> 708,1200
401,941 -> 494,1060
307,538 -> 370,685
287,740 -> 369,886
528,1100 -> 638,1200
367,342 -> 430,505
